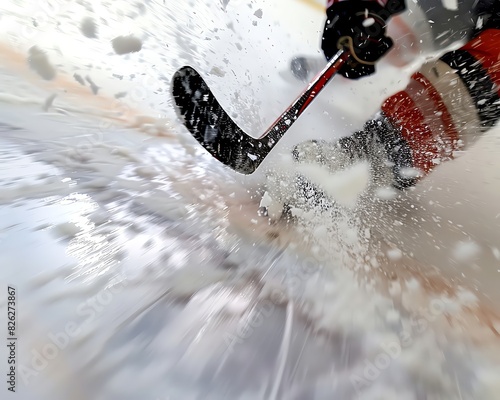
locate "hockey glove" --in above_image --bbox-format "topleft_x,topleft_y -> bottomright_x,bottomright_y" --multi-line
322,0 -> 406,79
292,114 -> 417,193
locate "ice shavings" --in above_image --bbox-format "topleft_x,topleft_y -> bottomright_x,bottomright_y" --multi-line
253,9 -> 263,19
52,222 -> 82,239
42,93 -> 57,112
451,240 -> 481,263
209,66 -> 226,77
295,161 -> 370,209
27,46 -> 56,80
399,167 -> 422,179
386,247 -> 403,261
80,17 -> 98,38
441,0 -> 458,10
259,190 -> 273,209
492,247 -> 500,261
111,35 -> 143,55
375,186 -> 398,200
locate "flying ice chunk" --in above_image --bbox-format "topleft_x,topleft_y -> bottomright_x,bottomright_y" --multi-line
451,240 -> 481,263
52,222 -> 82,239
387,247 -> 403,261
111,35 -> 143,55
80,177 -> 110,189
80,17 -> 98,38
441,0 -> 458,10
259,191 -> 273,208
85,76 -> 100,95
492,247 -> 500,261
375,186 -> 398,200
43,94 -> 57,112
209,66 -> 226,77
74,73 -> 86,86
27,46 -> 56,80
399,167 -> 422,179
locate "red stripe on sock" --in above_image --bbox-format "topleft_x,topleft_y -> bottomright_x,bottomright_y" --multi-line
412,72 -> 460,145
382,91 -> 436,173
462,29 -> 500,95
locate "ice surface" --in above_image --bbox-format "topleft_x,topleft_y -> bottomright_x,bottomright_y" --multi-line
0,0 -> 499,399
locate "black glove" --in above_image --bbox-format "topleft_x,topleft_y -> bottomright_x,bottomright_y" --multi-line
482,0 -> 500,31
322,0 -> 406,79
338,116 -> 417,189
292,114 -> 417,196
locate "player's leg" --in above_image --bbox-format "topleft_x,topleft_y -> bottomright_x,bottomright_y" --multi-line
268,24 -> 500,216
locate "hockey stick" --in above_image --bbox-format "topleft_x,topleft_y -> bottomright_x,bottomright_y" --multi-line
172,50 -> 349,174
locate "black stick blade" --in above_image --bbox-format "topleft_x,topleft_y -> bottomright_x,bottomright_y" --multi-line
171,52 -> 348,174
172,66 -> 264,174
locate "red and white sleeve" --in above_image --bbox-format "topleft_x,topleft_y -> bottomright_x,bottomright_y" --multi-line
381,28 -> 500,177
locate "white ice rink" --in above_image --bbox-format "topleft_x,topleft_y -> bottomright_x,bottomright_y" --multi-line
0,1 -> 499,399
